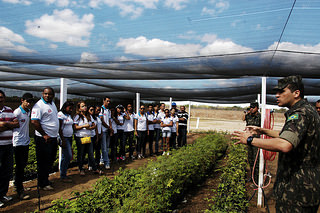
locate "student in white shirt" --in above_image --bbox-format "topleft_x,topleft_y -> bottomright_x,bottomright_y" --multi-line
123,104 -> 135,159
161,109 -> 173,155
153,104 -> 161,155
110,108 -> 119,162
147,104 -> 156,156
134,105 -> 148,159
73,101 -> 102,176
58,101 -> 74,182
116,105 -> 126,160
93,106 -> 103,167
31,87 -> 59,191
12,93 -> 33,200
87,105 -> 99,170
99,97 -> 112,169
169,108 -> 179,150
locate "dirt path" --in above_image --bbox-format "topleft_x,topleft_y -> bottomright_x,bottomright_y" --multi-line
2,134 -> 200,213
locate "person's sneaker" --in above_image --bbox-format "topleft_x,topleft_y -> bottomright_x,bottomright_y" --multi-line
105,165 -> 110,170
0,201 -> 4,208
93,170 -> 104,175
131,155 -> 135,160
18,192 -> 30,200
137,154 -> 141,159
0,196 -> 13,202
167,152 -> 170,156
162,151 -> 166,155
88,166 -> 93,171
99,162 -> 104,166
80,170 -> 85,176
122,156 -> 126,161
41,185 -> 54,191
60,176 -> 73,183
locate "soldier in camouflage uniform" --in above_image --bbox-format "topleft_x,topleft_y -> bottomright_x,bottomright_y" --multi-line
233,75 -> 320,213
243,102 -> 261,183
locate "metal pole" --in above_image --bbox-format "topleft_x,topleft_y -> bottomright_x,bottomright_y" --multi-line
136,93 -> 140,115
188,101 -> 191,133
59,78 -> 67,170
257,77 -> 266,207
169,97 -> 172,109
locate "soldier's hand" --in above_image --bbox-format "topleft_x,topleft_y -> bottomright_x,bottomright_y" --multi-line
245,126 -> 262,135
231,131 -> 251,145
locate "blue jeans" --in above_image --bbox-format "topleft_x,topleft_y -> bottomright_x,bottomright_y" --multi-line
100,131 -> 110,166
60,137 -> 72,178
0,144 -> 13,197
35,136 -> 57,187
154,128 -> 161,153
13,145 -> 29,193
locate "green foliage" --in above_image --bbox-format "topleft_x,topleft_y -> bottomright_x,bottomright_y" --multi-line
206,143 -> 248,213
48,133 -> 228,213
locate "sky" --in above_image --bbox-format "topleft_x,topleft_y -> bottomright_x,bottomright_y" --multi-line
1,0 -> 320,102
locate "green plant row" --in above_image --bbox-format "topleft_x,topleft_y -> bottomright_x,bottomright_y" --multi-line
206,143 -> 248,213
48,133 -> 228,213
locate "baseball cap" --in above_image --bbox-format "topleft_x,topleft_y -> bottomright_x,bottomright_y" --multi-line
172,102 -> 176,106
273,75 -> 302,91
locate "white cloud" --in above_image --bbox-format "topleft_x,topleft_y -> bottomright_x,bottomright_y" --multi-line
89,0 -> 158,18
202,0 -> 229,16
101,21 -> 115,28
268,42 -> 320,53
49,44 -> 58,49
2,0 -> 31,5
43,0 -> 71,7
80,52 -> 99,62
0,26 -> 35,53
117,35 -> 253,58
164,0 -> 189,10
117,36 -> 201,57
25,9 -> 94,47
231,19 -> 241,27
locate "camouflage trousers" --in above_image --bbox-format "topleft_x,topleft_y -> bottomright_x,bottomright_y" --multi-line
275,202 -> 319,213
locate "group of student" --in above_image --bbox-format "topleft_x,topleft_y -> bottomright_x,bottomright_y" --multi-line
0,87 -> 188,207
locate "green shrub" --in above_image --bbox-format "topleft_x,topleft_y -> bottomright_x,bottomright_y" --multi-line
48,133 -> 228,212
206,143 -> 248,213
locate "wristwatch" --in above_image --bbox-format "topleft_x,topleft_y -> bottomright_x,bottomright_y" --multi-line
247,136 -> 254,146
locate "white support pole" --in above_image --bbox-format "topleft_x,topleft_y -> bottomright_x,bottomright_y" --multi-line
196,117 -> 200,129
136,93 -> 140,115
59,78 -> 68,170
188,101 -> 191,133
169,97 -> 172,109
257,77 -> 266,207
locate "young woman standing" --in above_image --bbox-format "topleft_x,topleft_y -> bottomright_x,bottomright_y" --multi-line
161,109 -> 173,155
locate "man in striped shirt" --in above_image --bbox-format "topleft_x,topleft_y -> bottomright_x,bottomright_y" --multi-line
0,90 -> 19,208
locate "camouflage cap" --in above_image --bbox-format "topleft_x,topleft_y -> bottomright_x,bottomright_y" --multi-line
250,102 -> 259,108
273,75 -> 302,91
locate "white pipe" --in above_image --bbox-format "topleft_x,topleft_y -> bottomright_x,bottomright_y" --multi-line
257,77 -> 266,207
188,101 -> 191,133
59,78 -> 67,170
136,93 -> 140,115
196,117 -> 200,129
169,97 -> 172,109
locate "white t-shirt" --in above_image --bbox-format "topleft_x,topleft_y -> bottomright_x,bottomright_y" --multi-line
154,110 -> 165,129
57,111 -> 74,138
99,105 -> 111,132
161,117 -> 173,132
147,112 -> 155,131
31,98 -> 59,138
134,113 -> 148,131
90,117 -> 97,137
124,113 -> 134,132
170,116 -> 179,133
13,106 -> 30,146
111,118 -> 118,134
73,114 -> 93,138
96,116 -> 102,135
117,113 -> 125,131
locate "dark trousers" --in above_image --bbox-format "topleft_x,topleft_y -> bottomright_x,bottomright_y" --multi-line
14,145 -> 29,193
154,128 -> 161,153
137,131 -> 147,156
124,131 -> 134,157
0,144 -> 13,197
110,133 -> 118,161
75,137 -> 97,171
35,136 -> 57,188
170,132 -> 177,149
118,130 -> 125,157
148,130 -> 154,155
93,135 -> 101,166
177,126 -> 187,147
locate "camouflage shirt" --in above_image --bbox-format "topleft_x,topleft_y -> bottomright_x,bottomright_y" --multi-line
274,99 -> 320,206
245,112 -> 261,127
